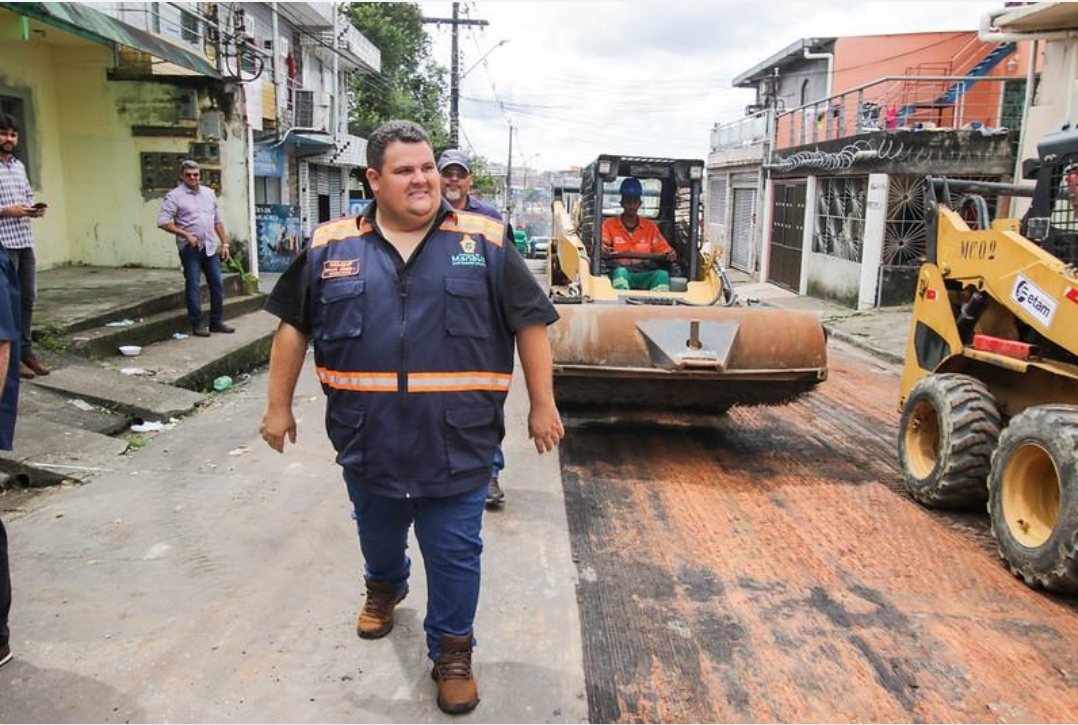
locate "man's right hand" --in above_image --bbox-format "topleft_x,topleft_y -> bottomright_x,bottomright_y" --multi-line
2,205 -> 34,219
186,233 -> 199,248
260,407 -> 297,453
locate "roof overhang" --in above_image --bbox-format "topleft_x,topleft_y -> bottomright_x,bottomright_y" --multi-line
288,133 -> 334,150
985,2 -> 1078,35
0,2 -> 220,78
269,130 -> 336,157
732,37 -> 835,88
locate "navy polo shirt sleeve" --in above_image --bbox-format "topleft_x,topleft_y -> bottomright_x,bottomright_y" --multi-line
264,248 -> 313,335
500,241 -> 558,331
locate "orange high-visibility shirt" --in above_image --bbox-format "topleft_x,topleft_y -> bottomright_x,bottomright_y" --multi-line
601,215 -> 673,259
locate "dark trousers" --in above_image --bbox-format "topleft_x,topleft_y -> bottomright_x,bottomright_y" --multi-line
1,517 -> 9,647
178,245 -> 224,329
6,247 -> 35,358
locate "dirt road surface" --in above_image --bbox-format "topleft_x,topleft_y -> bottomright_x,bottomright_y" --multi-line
561,339 -> 1078,723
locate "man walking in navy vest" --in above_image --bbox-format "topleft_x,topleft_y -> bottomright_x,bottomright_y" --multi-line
260,120 -> 563,715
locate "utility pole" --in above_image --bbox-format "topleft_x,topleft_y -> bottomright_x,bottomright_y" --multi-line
422,3 -> 489,147
505,123 -> 513,217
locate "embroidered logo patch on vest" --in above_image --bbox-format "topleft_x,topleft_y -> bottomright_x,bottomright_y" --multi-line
321,259 -> 361,279
451,235 -> 487,268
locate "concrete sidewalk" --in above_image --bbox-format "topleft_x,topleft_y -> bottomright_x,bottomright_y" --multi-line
731,273 -> 912,365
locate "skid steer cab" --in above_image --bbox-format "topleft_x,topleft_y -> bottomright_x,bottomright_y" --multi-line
897,125 -> 1078,594
543,154 -> 828,417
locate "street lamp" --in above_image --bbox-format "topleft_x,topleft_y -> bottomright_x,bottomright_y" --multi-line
461,39 -> 508,80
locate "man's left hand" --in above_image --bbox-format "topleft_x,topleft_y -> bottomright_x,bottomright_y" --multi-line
528,402 -> 564,454
663,248 -> 678,262
220,244 -> 231,262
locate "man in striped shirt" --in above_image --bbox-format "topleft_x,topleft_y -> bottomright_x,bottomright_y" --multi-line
0,115 -> 49,379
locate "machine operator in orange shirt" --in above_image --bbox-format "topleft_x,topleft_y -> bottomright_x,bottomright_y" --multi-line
600,177 -> 677,292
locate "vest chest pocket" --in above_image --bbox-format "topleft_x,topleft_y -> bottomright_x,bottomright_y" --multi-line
318,278 -> 365,341
445,277 -> 490,338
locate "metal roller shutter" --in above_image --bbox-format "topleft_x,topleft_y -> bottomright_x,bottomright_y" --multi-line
729,188 -> 756,271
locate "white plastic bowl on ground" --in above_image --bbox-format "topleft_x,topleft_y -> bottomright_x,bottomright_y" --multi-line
118,345 -> 142,356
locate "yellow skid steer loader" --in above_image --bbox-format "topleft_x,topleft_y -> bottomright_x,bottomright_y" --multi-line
898,127 -> 1078,592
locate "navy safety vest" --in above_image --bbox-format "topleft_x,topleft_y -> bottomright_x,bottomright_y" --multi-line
306,210 -> 514,499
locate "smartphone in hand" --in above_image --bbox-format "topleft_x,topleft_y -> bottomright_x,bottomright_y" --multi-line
32,202 -> 47,209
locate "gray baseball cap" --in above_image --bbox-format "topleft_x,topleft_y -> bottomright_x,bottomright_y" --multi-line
437,149 -> 471,174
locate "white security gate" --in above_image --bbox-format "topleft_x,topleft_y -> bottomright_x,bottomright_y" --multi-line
729,187 -> 756,272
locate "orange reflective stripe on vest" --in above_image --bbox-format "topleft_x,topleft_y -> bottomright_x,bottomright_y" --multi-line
407,371 -> 512,393
316,368 -> 511,393
316,367 -> 398,392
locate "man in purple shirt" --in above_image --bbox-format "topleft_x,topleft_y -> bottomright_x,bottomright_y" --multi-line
157,160 -> 235,337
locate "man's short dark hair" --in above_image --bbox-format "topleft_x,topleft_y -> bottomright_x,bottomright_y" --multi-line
0,115 -> 17,133
366,120 -> 431,172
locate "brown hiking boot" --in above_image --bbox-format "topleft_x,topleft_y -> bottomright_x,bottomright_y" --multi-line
356,580 -> 407,639
431,632 -> 479,714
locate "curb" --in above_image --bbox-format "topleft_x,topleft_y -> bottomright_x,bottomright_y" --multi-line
822,323 -> 906,366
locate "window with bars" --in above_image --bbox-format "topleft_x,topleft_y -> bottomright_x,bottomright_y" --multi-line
814,177 -> 866,262
180,8 -> 201,45
707,175 -> 727,224
883,175 -> 1002,267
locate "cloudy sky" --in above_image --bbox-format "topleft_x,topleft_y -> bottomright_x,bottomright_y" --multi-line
416,1 -> 1006,172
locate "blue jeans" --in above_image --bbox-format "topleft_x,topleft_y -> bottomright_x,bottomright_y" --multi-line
491,444 -> 504,480
345,471 -> 486,660
178,245 -> 224,328
6,247 -> 35,356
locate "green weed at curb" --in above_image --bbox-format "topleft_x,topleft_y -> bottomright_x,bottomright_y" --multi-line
125,436 -> 149,453
36,320 -> 68,352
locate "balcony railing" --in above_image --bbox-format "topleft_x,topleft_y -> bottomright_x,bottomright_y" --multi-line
775,74 -> 1025,150
710,112 -> 767,152
711,74 -> 1026,155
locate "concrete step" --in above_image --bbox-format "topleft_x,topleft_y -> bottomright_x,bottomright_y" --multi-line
38,272 -> 250,336
0,268 -> 279,489
101,307 -> 279,392
28,361 -> 208,422
19,381 -> 132,436
62,292 -> 266,358
2,308 -> 277,487
1,416 -> 131,486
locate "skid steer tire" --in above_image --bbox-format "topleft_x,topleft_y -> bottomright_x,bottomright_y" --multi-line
988,405 -> 1078,593
898,374 -> 1000,508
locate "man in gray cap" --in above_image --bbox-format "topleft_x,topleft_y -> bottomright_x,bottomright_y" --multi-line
437,149 -> 504,220
437,148 -> 511,508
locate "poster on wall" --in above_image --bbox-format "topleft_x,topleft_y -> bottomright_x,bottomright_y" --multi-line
256,204 -> 302,273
